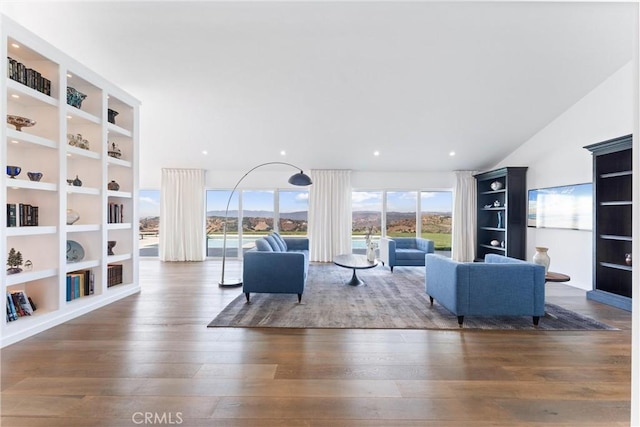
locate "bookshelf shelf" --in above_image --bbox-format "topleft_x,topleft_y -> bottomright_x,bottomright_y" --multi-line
1,16 -> 140,347
585,135 -> 633,311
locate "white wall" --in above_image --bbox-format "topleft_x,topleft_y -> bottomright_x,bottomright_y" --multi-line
164,169 -> 457,192
493,62 -> 634,290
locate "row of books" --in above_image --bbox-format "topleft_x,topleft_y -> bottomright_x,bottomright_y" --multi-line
7,56 -> 52,96
108,202 -> 125,224
6,290 -> 37,322
66,269 -> 95,301
107,264 -> 123,288
6,203 -> 39,227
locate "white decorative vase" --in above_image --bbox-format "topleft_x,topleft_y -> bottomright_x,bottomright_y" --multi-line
533,247 -> 550,273
66,209 -> 80,225
366,242 -> 376,262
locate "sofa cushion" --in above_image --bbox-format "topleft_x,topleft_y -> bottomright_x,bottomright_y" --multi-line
255,239 -> 273,252
264,235 -> 281,251
395,248 -> 426,261
271,232 -> 288,251
395,238 -> 417,249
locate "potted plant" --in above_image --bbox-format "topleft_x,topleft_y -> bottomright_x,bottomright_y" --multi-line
6,248 -> 23,274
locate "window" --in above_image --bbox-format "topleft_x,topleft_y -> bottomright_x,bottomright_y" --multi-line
421,191 -> 453,251
350,189 -> 453,254
206,190 -> 239,257
279,190 -> 309,236
386,191 -> 417,237
242,190 -> 274,236
139,189 -> 160,257
206,189 -> 309,258
352,191 -> 382,254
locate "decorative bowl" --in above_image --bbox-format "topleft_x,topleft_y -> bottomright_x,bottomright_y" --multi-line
107,108 -> 119,124
6,165 -> 21,178
7,115 -> 36,131
27,172 -> 43,181
66,209 -> 80,225
67,86 -> 87,108
107,142 -> 122,159
490,181 -> 503,191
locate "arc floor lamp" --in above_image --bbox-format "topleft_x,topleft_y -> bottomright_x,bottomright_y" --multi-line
219,162 -> 312,287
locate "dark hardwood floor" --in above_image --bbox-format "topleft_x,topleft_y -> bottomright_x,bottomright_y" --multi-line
1,259 -> 632,426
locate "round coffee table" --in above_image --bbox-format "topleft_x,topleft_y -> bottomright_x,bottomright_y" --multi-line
333,254 -> 378,286
545,272 -> 570,282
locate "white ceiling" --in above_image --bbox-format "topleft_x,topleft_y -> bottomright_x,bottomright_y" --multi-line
1,1 -> 637,177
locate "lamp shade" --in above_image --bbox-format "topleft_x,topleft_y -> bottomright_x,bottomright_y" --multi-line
288,172 -> 312,186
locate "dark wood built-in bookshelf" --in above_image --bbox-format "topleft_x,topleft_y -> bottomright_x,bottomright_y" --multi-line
585,135 -> 633,311
474,167 -> 528,261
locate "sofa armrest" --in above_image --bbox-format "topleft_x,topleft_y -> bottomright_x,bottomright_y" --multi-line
243,251 -> 307,293
425,253 -> 468,309
416,238 -> 435,254
379,238 -> 396,266
284,237 -> 309,251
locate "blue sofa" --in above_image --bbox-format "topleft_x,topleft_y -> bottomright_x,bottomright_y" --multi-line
379,237 -> 435,272
242,233 -> 309,303
425,253 -> 546,327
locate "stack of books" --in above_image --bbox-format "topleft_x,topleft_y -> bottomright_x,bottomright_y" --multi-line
66,269 -> 95,301
6,290 -> 36,322
107,264 -> 123,288
7,56 -> 52,95
6,203 -> 39,227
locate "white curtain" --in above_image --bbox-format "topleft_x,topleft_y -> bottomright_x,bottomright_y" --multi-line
452,170 -> 477,262
308,170 -> 352,262
159,168 -> 206,262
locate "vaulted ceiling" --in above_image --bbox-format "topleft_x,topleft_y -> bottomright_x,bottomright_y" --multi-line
2,1 -> 637,176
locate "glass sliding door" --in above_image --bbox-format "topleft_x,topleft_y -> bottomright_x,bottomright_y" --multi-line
420,191 -> 453,254
352,191 -> 383,254
139,189 -> 160,257
279,190 -> 309,237
206,190 -> 239,257
385,191 -> 417,238
242,190 -> 274,253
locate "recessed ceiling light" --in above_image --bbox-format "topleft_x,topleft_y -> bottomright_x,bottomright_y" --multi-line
373,151 -> 380,156
67,73 -> 73,78
11,140 -> 19,144
11,94 -> 19,99
449,151 -> 456,156
11,43 -> 19,49
67,115 -> 72,119
280,150 -> 286,156
202,150 -> 208,155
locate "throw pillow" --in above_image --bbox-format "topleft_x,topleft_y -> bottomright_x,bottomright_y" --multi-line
271,232 -> 288,251
255,239 -> 273,252
264,235 -> 280,251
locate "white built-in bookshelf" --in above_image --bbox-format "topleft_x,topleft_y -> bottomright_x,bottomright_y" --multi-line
1,15 -> 140,347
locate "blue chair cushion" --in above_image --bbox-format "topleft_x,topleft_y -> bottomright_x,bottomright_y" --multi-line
395,248 -> 426,261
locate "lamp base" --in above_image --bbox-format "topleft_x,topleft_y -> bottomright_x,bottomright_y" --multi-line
219,278 -> 242,287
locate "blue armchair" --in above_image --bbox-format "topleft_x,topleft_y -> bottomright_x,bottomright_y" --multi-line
425,253 -> 546,327
379,237 -> 435,272
242,233 -> 309,303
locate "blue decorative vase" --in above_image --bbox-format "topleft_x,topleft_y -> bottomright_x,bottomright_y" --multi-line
67,87 -> 87,108
6,165 -> 21,178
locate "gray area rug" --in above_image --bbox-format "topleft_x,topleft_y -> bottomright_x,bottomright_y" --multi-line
208,263 -> 618,330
